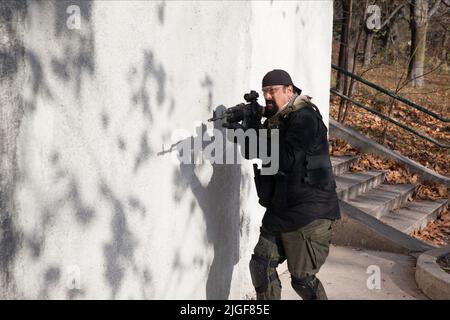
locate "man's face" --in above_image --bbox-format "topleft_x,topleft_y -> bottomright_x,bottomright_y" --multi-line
262,85 -> 294,111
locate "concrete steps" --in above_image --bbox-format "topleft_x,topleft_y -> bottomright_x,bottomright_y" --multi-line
331,155 -> 359,176
381,199 -> 448,235
345,184 -> 416,219
335,170 -> 386,201
331,155 -> 448,253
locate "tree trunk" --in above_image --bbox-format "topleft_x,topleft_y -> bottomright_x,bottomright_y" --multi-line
342,27 -> 364,124
363,30 -> 374,68
336,0 -> 352,94
408,0 -> 428,88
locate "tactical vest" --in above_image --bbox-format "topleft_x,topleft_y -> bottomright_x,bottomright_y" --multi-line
264,94 -> 335,187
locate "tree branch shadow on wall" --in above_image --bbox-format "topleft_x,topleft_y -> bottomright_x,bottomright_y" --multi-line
51,0 -> 95,99
173,106 -> 242,299
2,0 -> 152,299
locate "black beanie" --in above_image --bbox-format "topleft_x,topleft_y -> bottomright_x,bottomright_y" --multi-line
262,69 -> 302,95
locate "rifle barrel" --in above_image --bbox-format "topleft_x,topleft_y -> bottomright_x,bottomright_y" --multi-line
207,114 -> 226,122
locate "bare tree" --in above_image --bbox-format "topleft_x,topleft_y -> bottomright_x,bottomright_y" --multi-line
407,0 -> 443,87
363,2 -> 405,68
337,0 -> 368,123
336,0 -> 353,94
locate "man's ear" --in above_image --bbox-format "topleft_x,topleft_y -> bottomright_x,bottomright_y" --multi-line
288,85 -> 294,94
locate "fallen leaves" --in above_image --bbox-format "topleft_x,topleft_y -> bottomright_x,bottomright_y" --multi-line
412,208 -> 450,247
329,138 -> 358,156
329,74 -> 450,178
330,138 -> 437,189
415,184 -> 449,201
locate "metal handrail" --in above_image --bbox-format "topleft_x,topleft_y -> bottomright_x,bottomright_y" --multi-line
331,64 -> 450,122
330,88 -> 450,149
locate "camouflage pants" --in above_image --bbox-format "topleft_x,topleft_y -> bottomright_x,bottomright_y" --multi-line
250,219 -> 333,300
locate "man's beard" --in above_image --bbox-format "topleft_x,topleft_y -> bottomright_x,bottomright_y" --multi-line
264,99 -> 279,118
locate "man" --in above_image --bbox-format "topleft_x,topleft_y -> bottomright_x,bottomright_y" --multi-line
225,69 -> 340,300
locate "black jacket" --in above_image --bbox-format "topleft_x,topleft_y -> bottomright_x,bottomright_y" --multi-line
247,103 -> 341,232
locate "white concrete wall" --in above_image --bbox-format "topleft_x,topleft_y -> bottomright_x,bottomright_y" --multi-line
1,0 -> 333,299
